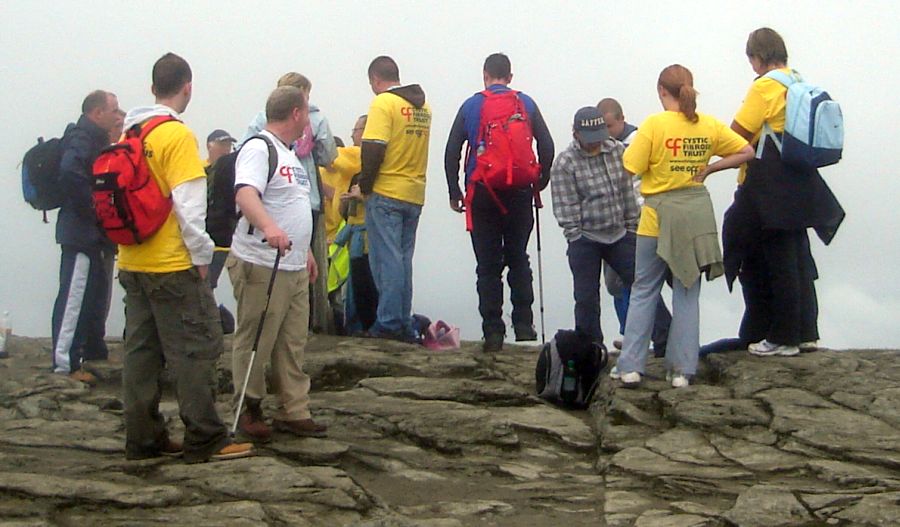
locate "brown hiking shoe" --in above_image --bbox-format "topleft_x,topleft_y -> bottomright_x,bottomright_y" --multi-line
160,439 -> 183,458
69,369 -> 98,385
237,402 -> 272,443
211,442 -> 254,461
273,418 -> 328,438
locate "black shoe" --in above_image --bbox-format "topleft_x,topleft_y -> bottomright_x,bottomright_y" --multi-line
513,324 -> 538,342
483,333 -> 504,353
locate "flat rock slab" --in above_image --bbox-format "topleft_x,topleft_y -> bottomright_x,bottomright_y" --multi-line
610,447 -> 752,480
358,376 -> 532,406
724,485 -> 812,527
316,389 -> 520,452
265,437 -> 350,465
61,500 -> 267,526
0,471 -> 182,507
156,457 -> 370,511
492,405 -> 595,450
833,491 -> 900,526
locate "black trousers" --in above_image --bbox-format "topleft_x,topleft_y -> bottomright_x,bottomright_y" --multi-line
469,186 -> 535,336
350,255 -> 378,331
739,229 -> 819,346
51,245 -> 113,372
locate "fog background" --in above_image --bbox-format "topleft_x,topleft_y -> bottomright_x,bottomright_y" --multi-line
2,1 -> 898,349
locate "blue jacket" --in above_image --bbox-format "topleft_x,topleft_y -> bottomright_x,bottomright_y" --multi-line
57,115 -> 111,249
444,84 -> 555,200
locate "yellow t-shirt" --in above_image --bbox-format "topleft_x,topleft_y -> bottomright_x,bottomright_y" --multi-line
362,91 -> 432,205
623,111 -> 747,237
733,68 -> 790,183
320,146 -> 362,240
117,120 -> 206,273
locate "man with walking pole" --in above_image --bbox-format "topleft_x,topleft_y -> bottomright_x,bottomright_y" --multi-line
444,52 -> 555,352
228,86 -> 327,442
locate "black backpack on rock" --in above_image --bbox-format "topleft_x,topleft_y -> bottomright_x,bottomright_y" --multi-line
535,329 -> 608,409
206,135 -> 277,247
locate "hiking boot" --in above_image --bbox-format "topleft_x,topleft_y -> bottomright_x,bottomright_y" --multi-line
513,324 -> 538,342
748,339 -> 799,357
799,341 -> 818,352
482,333 -> 504,353
237,402 -> 272,443
620,371 -> 642,388
69,369 -> 98,385
161,439 -> 183,458
273,418 -> 328,438
211,441 -> 255,461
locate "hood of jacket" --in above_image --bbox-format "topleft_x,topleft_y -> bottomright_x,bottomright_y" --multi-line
387,84 -> 426,108
123,104 -> 180,130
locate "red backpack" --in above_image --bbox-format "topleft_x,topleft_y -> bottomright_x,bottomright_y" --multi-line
92,116 -> 176,245
464,89 -> 542,230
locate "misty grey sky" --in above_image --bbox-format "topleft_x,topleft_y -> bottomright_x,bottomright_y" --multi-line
1,1 -> 898,349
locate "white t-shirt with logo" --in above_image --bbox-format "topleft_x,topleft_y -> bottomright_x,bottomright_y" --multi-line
230,130 -> 312,271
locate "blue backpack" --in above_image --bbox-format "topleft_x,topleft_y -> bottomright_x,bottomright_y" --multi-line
757,69 -> 843,170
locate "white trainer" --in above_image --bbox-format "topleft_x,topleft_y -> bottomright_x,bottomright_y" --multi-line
620,371 -> 642,386
671,374 -> 690,388
749,339 -> 800,357
799,341 -> 818,352
609,366 -> 621,380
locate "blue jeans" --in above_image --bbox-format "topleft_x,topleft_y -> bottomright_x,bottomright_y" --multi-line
365,193 -> 421,337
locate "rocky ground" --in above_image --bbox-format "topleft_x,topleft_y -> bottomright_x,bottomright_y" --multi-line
0,334 -> 897,526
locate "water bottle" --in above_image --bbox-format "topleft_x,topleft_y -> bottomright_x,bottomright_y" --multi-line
0,311 -> 10,359
561,359 -> 578,402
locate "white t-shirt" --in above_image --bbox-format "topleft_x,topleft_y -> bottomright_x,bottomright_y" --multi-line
230,130 -> 312,271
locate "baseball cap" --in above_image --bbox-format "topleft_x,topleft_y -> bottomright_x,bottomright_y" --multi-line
573,107 -> 609,143
207,129 -> 236,143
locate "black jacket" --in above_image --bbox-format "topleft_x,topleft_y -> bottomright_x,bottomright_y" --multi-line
56,114 -> 111,249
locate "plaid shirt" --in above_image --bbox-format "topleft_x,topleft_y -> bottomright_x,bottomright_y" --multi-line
550,139 -> 640,243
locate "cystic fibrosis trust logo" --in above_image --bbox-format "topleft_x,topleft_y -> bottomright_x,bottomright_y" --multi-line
278,165 -> 307,185
401,106 -> 431,138
666,137 -> 711,158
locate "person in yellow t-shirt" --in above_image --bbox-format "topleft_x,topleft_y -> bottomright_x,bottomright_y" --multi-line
358,56 -> 431,342
616,64 -> 752,389
716,27 -> 843,358
321,115 -> 366,243
118,53 -> 252,463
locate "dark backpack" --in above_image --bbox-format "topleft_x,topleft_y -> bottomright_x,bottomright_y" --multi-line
206,135 -> 278,247
535,329 -> 608,409
21,125 -> 72,222
464,90 -> 542,231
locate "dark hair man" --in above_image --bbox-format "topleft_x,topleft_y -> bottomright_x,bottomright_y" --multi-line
228,86 -> 327,441
51,89 -> 121,383
358,56 -> 431,342
118,52 -> 252,463
444,53 -> 554,352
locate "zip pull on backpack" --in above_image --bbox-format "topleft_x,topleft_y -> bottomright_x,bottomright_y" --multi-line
757,69 -> 843,170
464,89 -> 542,231
92,115 -> 177,245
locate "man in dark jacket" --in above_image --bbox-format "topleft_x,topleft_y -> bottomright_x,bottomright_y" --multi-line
51,90 -> 120,383
444,53 -> 554,352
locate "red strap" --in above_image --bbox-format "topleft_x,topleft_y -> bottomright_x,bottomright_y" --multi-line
136,115 -> 178,141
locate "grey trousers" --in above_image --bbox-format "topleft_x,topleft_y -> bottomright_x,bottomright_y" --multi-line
618,236 -> 701,376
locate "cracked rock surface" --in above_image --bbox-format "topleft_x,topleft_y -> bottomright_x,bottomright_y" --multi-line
1,335 -> 898,526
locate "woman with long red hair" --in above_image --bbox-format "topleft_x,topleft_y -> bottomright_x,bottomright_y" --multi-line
615,65 -> 753,388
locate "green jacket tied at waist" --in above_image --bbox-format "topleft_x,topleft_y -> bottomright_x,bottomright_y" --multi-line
644,185 -> 723,288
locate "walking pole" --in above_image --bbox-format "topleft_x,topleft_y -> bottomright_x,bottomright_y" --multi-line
534,202 -> 546,345
231,248 -> 282,437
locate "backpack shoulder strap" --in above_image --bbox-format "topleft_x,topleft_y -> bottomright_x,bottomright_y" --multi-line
764,69 -> 802,88
248,134 -> 279,183
137,115 -> 179,141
